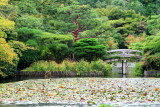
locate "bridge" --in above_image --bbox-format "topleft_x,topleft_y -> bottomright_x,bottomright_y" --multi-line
105,49 -> 142,75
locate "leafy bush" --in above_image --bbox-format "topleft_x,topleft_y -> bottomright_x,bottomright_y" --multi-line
134,62 -> 143,76
143,53 -> 160,71
91,60 -> 112,76
76,59 -> 91,75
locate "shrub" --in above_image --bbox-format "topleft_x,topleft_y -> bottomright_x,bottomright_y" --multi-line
61,60 -> 76,72
143,53 -> 160,71
91,60 -> 112,76
22,60 -> 56,72
134,62 -> 143,76
76,59 -> 91,75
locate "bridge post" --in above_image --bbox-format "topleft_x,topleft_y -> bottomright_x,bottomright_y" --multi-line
123,59 -> 127,75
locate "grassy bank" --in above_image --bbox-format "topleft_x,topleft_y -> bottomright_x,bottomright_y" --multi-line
22,60 -> 112,77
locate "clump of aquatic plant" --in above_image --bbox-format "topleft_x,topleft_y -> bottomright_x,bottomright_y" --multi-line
22,59 -> 112,76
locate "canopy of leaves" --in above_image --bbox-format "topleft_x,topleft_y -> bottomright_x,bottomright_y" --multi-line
147,15 -> 160,35
55,5 -> 100,33
73,38 -> 105,61
0,17 -> 15,31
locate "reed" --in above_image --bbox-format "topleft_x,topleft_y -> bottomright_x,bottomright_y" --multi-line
22,60 -> 112,76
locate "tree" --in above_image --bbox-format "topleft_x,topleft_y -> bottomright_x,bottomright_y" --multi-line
126,34 -> 145,50
0,0 -> 8,6
0,0 -> 15,38
15,15 -> 43,29
147,15 -> 160,35
94,6 -> 147,48
138,0 -> 160,16
55,5 -> 100,42
128,0 -> 145,15
141,34 -> 160,71
0,38 -> 19,77
108,7 -> 147,36
73,38 -> 105,61
39,35 -> 73,62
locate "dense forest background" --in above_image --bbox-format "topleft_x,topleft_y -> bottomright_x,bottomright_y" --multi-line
0,0 -> 160,77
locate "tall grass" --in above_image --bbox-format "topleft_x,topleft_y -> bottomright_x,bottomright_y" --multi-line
22,60 -> 112,76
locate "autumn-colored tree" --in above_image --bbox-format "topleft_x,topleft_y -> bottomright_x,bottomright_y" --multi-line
0,38 -> 19,77
0,0 -> 15,38
126,34 -> 145,50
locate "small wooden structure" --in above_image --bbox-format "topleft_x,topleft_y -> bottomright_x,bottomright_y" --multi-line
106,49 -> 142,75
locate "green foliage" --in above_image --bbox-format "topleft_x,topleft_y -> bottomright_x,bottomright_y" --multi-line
134,62 -> 143,76
39,33 -> 73,62
143,36 -> 160,54
75,59 -> 91,75
128,0 -> 145,15
40,41 -> 71,62
137,34 -> 160,71
17,27 -> 73,43
55,4 -> 100,41
16,27 -> 73,63
77,0 -> 128,8
147,15 -> 160,35
108,8 -> 147,36
138,0 -> 160,16
99,104 -> 115,107
91,60 -> 112,76
12,0 -> 38,15
73,38 -> 105,61
94,6 -> 147,48
18,49 -> 41,70
16,27 -> 43,42
143,53 -> 160,71
22,60 -> 112,76
15,15 -> 43,29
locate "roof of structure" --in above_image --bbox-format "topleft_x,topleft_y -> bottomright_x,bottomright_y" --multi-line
107,49 -> 142,53
107,49 -> 142,59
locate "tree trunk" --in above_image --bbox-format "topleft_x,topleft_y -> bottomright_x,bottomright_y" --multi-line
73,29 -> 79,42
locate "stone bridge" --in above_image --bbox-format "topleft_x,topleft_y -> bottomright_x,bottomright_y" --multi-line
105,49 -> 142,75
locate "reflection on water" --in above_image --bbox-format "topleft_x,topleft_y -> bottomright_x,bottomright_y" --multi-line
1,72 -> 141,83
105,72 -> 139,78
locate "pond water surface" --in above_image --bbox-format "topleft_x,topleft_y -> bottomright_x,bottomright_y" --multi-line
0,73 -> 159,107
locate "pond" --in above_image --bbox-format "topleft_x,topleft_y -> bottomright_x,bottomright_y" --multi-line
0,77 -> 160,107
